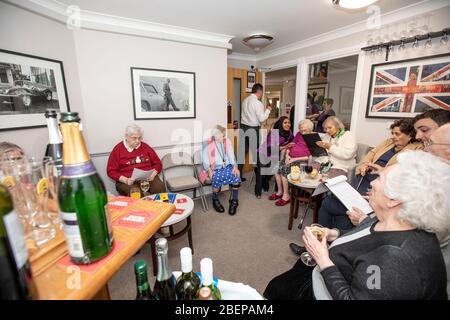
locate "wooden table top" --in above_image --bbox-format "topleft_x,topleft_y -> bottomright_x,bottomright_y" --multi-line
32,197 -> 175,300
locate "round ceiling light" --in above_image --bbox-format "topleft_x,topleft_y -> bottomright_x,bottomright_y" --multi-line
243,34 -> 274,52
332,0 -> 379,9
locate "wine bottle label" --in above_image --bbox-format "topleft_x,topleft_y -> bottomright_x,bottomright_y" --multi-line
61,161 -> 96,179
104,205 -> 114,242
3,210 -> 29,269
61,212 -> 85,258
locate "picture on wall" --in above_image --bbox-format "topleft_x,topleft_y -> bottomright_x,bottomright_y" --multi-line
308,83 -> 328,106
0,49 -> 70,131
366,53 -> 450,119
309,62 -> 328,82
247,71 -> 256,90
339,86 -> 354,114
131,67 -> 196,120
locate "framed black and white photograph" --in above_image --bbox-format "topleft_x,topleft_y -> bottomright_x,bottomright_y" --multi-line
0,49 -> 70,131
131,67 -> 196,120
247,71 -> 256,90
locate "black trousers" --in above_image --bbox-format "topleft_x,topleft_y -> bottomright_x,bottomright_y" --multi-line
238,124 -> 262,196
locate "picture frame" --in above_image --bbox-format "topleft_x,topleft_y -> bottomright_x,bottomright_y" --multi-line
0,49 -> 70,131
307,83 -> 328,106
309,62 -> 328,82
247,71 -> 256,90
339,86 -> 354,114
366,53 -> 450,119
131,67 -> 196,120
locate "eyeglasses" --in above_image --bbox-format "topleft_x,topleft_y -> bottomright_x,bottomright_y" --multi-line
423,140 -> 450,148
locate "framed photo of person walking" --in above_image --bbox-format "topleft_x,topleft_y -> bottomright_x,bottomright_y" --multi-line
131,67 -> 196,120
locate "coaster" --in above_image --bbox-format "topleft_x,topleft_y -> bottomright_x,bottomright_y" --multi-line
112,210 -> 157,229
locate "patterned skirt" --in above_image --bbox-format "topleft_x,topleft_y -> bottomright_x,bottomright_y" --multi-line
211,164 -> 241,189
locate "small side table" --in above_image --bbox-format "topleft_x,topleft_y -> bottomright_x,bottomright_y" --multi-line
287,175 -> 324,230
143,193 -> 194,276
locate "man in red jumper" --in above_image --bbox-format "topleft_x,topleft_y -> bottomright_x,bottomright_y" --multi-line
107,123 -> 165,196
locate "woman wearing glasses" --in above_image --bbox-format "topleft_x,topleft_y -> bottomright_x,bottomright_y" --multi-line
107,123 -> 165,197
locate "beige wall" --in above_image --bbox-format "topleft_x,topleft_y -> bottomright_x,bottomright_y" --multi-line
0,1 -> 84,158
0,2 -> 228,159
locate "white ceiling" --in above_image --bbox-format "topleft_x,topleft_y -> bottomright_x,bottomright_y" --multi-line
58,0 -> 425,55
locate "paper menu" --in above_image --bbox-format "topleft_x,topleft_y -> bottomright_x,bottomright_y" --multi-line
312,175 -> 374,215
131,168 -> 156,181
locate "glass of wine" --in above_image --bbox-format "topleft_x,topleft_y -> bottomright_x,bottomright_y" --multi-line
301,223 -> 326,267
130,186 -> 141,199
140,180 -> 150,196
305,165 -> 313,175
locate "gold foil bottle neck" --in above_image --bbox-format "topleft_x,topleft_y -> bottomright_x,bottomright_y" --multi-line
60,121 -> 90,165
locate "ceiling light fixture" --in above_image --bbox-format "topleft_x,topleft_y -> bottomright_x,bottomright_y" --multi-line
243,34 -> 274,52
332,0 -> 379,9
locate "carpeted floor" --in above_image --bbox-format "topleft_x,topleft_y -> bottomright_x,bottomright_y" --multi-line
108,174 -> 312,299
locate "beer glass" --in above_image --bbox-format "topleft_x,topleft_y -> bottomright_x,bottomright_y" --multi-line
301,223 -> 326,267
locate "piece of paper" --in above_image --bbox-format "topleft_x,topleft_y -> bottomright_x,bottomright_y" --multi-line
323,176 -> 373,215
131,168 -> 156,181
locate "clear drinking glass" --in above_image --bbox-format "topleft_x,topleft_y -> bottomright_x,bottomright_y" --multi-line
45,159 -> 63,228
301,223 -> 326,267
12,157 -> 56,246
140,180 -> 150,196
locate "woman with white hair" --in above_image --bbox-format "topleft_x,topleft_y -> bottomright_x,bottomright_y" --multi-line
265,151 -> 449,299
270,119 -> 313,206
202,125 -> 241,215
107,123 -> 165,196
315,116 -> 357,177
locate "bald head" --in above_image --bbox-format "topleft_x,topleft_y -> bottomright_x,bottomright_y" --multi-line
426,123 -> 450,163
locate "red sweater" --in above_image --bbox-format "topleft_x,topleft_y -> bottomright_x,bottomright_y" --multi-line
107,141 -> 162,182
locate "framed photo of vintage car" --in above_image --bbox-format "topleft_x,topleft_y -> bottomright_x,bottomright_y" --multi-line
131,67 -> 196,120
0,49 -> 70,131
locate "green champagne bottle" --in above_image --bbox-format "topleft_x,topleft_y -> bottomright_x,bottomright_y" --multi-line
153,238 -> 177,300
0,184 -> 38,300
199,258 -> 221,300
134,260 -> 155,300
175,247 -> 200,300
58,112 -> 113,264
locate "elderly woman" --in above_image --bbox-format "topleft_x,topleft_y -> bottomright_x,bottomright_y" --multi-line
203,125 -> 241,215
0,142 -> 24,161
270,119 -> 313,206
314,98 -> 336,133
315,116 -> 356,177
107,123 -> 165,197
319,118 -> 423,231
265,151 -> 449,300
259,116 -> 294,192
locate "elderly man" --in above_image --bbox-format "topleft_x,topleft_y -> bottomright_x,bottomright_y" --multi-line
107,124 -> 165,197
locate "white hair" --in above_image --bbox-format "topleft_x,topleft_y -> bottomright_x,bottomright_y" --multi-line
125,123 -> 143,137
323,116 -> 345,130
384,150 -> 450,234
298,119 -> 314,132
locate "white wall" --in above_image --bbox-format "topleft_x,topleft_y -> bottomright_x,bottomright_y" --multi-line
0,1 -> 84,158
326,68 -> 357,127
0,2 -> 228,160
72,29 -> 227,154
257,7 -> 450,146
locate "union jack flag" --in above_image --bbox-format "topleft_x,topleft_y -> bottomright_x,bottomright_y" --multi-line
368,55 -> 450,118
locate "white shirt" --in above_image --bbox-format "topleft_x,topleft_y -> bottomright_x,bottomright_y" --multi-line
123,139 -> 141,152
241,94 -> 270,127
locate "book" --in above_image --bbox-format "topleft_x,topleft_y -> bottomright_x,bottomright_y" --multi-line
302,133 -> 328,157
312,175 -> 374,215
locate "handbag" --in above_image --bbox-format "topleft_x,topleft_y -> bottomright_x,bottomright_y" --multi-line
199,169 -> 208,184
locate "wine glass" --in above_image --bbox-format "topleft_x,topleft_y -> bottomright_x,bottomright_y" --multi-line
305,165 -> 313,175
140,180 -> 150,196
301,223 -> 326,267
45,159 -> 63,228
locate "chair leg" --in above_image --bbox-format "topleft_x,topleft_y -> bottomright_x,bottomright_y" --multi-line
288,186 -> 295,230
187,216 -> 194,254
298,200 -> 311,230
150,236 -> 157,276
198,186 -> 208,211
